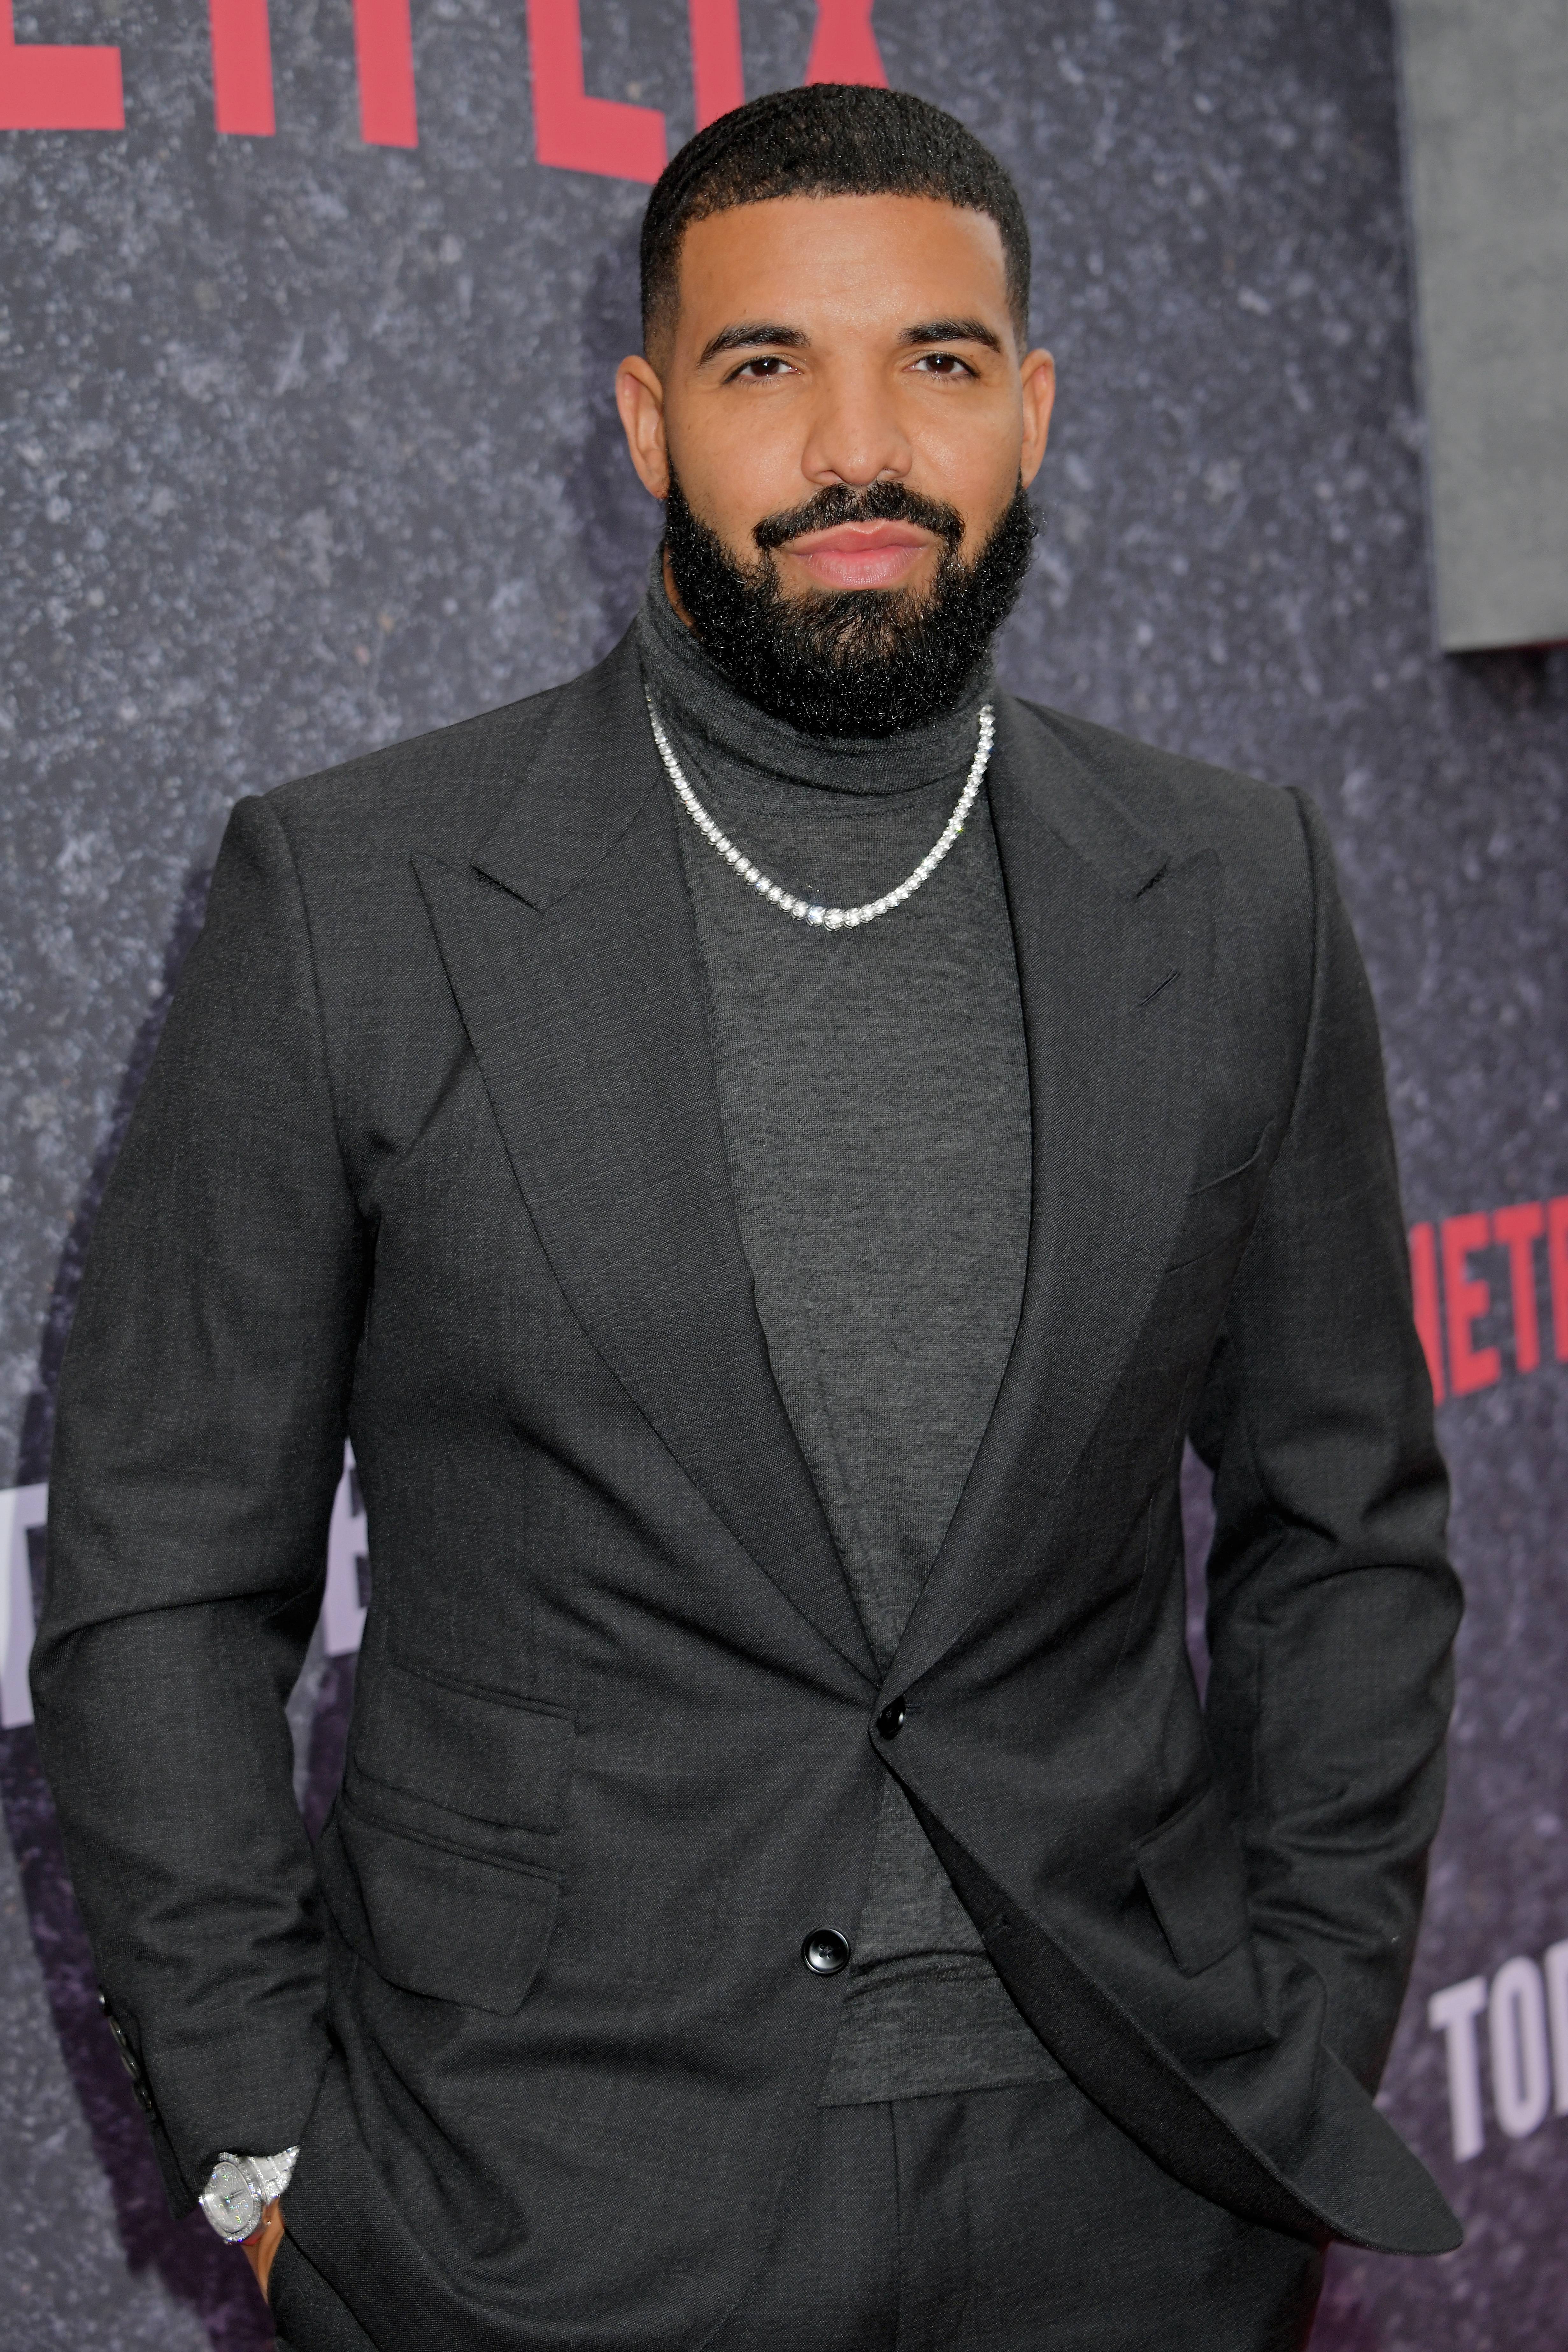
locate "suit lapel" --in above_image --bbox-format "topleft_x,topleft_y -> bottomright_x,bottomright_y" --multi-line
885,696 -> 1215,1697
414,649 -> 1214,1698
414,638 -> 877,1685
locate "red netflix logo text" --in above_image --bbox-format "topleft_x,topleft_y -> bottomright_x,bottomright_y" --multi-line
0,0 -> 885,166
1408,1199 -> 1568,1405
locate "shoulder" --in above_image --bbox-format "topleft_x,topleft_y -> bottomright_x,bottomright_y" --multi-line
1002,692 -> 1314,894
254,633 -> 639,870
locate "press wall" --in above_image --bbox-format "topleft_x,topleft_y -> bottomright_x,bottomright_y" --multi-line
3,4 -> 1566,2346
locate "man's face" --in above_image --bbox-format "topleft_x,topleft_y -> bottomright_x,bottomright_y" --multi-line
618,193 -> 1054,605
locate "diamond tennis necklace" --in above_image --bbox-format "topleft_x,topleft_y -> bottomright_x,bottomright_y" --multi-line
645,692 -> 995,932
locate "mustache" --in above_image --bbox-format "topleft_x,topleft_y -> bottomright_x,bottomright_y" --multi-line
751,480 -> 966,557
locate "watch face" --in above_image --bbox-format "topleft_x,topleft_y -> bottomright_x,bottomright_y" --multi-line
201,2157 -> 262,2241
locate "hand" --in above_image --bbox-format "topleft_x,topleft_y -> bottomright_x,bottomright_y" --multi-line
242,2200 -> 286,2302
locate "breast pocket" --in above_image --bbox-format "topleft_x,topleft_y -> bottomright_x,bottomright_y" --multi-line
316,1657 -> 575,2014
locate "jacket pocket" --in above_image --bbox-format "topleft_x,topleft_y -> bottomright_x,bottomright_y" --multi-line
319,1788 -> 560,2014
1136,1780 -> 1252,1977
352,1655 -> 574,1833
1164,1124 -> 1274,1272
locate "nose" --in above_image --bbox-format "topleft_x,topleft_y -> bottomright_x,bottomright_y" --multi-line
798,365 -> 913,491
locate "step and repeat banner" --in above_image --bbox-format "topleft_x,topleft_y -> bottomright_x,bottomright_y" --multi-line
3,1 -> 1566,2345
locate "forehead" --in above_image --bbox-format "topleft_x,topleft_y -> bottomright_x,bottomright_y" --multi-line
674,193 -> 1010,342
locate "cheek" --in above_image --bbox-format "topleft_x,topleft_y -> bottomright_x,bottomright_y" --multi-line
951,473 -> 1025,564
907,413 -> 1021,528
671,417 -> 808,546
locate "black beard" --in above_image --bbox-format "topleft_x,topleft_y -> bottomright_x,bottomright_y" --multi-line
661,470 -> 1037,738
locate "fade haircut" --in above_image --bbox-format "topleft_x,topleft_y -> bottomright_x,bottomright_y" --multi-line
640,85 -> 1031,359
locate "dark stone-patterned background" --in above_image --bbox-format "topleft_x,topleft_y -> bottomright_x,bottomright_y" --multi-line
2,1 -> 1564,2343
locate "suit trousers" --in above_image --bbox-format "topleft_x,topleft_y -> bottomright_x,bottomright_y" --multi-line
270,2073 -> 1323,2352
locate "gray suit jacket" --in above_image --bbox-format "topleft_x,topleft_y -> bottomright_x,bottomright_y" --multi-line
32,630 -> 1463,2350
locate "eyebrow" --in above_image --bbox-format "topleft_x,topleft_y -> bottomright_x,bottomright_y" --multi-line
899,317 -> 1005,353
699,321 -> 809,365
696,315 -> 1007,367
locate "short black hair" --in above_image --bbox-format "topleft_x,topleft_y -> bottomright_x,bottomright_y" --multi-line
640,85 -> 1031,357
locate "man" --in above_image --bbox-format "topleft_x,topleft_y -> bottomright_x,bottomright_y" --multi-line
33,84 -> 1462,2352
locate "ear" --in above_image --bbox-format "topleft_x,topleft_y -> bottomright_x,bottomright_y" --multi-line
1018,348 -> 1056,489
617,355 -> 670,501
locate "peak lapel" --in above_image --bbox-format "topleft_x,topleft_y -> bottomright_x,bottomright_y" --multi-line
415,641 -> 876,1685
885,697 -> 1215,1698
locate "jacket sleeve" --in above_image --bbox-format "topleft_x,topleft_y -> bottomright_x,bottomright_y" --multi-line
30,790 -> 369,2209
1189,786 -> 1462,2092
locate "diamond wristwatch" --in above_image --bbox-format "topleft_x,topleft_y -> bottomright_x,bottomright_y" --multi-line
199,2147 -> 300,2243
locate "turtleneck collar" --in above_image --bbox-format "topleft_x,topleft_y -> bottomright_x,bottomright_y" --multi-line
634,554 -> 992,799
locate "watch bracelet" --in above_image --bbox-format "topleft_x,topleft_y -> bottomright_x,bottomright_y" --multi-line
246,2146 -> 299,2205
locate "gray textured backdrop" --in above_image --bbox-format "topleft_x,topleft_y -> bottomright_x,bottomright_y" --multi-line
1395,0 -> 1568,650
3,2 -> 1566,2346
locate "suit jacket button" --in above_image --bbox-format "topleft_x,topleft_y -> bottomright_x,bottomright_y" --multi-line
802,1929 -> 851,1976
876,1698 -> 906,1739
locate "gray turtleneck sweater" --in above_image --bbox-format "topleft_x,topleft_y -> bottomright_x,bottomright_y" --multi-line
637,571 -> 1060,2106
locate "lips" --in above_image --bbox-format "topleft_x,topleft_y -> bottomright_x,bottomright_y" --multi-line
782,518 -> 934,590
791,522 -> 929,553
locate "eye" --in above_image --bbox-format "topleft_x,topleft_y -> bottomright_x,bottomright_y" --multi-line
728,355 -> 798,382
910,351 -> 977,377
